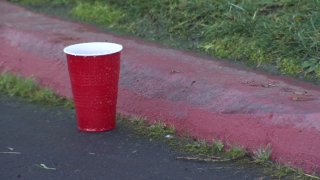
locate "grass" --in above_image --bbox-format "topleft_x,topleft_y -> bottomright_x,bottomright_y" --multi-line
118,115 -> 245,158
0,73 -> 73,108
0,72 -> 318,179
71,2 -> 124,28
8,0 -> 320,83
125,116 -> 176,140
253,144 -> 272,164
212,139 -> 224,154
225,146 -> 247,159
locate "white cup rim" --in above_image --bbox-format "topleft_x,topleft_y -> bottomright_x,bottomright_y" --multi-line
63,42 -> 123,56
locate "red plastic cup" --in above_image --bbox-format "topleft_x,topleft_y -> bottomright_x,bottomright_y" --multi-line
63,42 -> 123,132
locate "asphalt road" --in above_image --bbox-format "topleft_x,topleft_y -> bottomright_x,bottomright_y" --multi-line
0,94 -> 270,180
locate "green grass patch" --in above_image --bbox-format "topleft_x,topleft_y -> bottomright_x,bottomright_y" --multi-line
9,0 -> 69,7
118,116 -> 230,158
0,73 -> 73,108
253,144 -> 272,164
225,146 -> 248,159
71,2 -> 124,28
9,0 -> 320,82
121,116 -> 176,140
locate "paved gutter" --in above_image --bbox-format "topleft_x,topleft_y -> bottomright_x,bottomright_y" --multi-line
0,94 -> 269,180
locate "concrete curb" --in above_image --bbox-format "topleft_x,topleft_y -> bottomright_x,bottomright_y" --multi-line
1,2 -> 320,173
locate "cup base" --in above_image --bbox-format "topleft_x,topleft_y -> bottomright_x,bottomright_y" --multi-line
78,127 -> 115,132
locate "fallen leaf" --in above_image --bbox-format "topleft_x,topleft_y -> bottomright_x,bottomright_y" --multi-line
290,96 -> 315,101
170,69 -> 181,74
37,164 -> 56,170
293,91 -> 308,95
165,134 -> 174,139
0,151 -> 21,154
176,156 -> 231,162
241,80 -> 277,88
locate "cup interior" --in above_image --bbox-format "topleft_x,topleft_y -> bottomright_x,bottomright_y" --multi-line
63,42 -> 123,56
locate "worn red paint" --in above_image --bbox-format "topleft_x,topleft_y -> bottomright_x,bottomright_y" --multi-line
1,1 -> 320,173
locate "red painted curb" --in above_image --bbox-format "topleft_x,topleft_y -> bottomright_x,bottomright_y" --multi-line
1,2 -> 320,173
